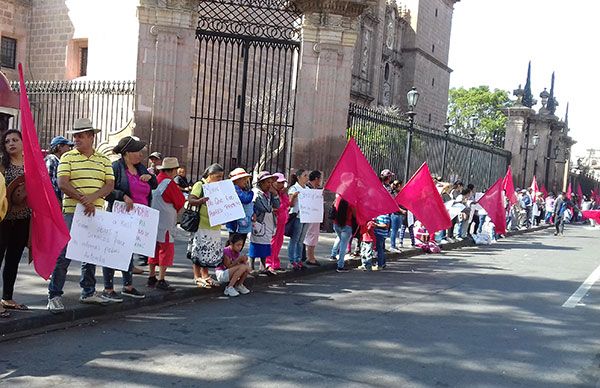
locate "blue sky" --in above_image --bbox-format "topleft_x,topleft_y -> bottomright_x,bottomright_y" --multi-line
448,0 -> 600,159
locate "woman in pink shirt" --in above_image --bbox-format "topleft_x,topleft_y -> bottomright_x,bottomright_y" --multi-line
266,173 -> 289,271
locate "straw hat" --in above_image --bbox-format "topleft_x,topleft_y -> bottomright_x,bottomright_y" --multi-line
272,172 -> 287,183
156,157 -> 179,170
67,118 -> 101,134
256,171 -> 276,183
229,167 -> 252,181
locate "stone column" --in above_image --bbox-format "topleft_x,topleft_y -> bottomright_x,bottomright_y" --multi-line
503,106 -> 535,188
135,0 -> 196,164
292,0 -> 376,175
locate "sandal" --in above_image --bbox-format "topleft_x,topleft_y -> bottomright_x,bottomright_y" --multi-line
195,277 -> 212,288
204,277 -> 220,287
1,300 -> 28,310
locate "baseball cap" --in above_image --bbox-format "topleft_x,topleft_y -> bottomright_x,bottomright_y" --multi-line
50,136 -> 74,148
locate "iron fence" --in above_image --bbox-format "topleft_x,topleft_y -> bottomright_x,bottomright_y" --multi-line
10,80 -> 135,149
347,103 -> 512,189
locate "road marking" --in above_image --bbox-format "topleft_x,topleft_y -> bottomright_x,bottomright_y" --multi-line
562,264 -> 600,308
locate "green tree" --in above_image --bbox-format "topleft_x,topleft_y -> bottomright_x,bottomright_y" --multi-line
447,86 -> 512,145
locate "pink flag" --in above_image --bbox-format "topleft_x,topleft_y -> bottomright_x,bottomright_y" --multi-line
503,166 -> 517,205
395,162 -> 452,234
324,138 -> 399,224
582,210 -> 600,223
478,177 -> 507,235
18,64 -> 70,280
540,184 -> 548,198
566,183 -> 572,200
576,183 -> 583,205
530,176 -> 539,194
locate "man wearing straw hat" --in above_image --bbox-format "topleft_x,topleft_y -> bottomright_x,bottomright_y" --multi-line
47,118 -> 115,313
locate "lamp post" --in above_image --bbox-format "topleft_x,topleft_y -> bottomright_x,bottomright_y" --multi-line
404,87 -> 419,183
441,121 -> 451,180
520,117 -> 539,187
466,115 -> 479,183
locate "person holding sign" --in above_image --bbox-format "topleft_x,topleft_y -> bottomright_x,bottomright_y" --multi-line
188,163 -> 224,288
303,170 -> 323,266
148,157 -> 186,291
47,118 -> 115,312
104,136 -> 157,299
225,168 -> 254,245
249,171 -> 280,275
287,169 -> 309,270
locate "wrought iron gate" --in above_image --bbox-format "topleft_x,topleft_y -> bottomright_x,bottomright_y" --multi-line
189,0 -> 302,180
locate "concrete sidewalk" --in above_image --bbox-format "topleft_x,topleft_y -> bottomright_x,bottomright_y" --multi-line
0,225 -> 550,340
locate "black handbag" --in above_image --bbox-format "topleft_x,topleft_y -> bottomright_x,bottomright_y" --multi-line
284,212 -> 297,237
180,203 -> 200,232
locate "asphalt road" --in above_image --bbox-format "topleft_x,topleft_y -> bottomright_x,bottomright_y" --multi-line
1,225 -> 599,387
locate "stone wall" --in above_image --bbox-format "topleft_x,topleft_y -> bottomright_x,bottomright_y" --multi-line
0,0 -> 31,81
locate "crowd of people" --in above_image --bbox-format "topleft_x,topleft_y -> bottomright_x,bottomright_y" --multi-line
0,118 -> 598,318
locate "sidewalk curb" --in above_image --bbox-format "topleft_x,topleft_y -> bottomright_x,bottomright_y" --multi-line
0,225 -> 551,342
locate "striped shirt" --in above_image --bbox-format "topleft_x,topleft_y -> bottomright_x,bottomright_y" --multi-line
57,149 -> 114,213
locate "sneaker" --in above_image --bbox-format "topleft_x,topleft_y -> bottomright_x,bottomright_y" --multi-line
440,239 -> 449,244
234,284 -> 250,295
329,256 -> 337,261
357,265 -> 371,271
147,276 -> 158,288
47,296 -> 65,313
298,262 -> 306,270
80,292 -> 109,305
372,265 -> 379,271
156,279 -> 175,291
224,286 -> 240,297
101,290 -> 124,303
336,267 -> 349,273
292,262 -> 299,271
121,287 -> 146,299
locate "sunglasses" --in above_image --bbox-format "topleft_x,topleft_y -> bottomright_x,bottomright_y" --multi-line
122,136 -> 141,152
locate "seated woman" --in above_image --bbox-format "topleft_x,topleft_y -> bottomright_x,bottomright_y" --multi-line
216,234 -> 251,297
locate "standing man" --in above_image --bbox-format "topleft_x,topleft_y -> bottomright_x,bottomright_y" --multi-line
147,152 -> 162,175
520,189 -> 533,228
553,192 -> 567,236
47,118 -> 115,313
45,136 -> 74,203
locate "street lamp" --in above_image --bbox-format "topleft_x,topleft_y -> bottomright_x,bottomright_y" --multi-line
441,121 -> 452,180
404,87 -> 419,182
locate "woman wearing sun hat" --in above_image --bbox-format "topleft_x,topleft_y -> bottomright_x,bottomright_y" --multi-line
225,167 -> 254,245
249,171 -> 280,275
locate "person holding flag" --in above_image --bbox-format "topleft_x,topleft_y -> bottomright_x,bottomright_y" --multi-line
47,118 -> 115,312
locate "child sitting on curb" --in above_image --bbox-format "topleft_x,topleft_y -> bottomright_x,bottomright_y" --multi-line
217,234 -> 252,297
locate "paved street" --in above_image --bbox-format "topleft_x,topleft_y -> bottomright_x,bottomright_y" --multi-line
1,225 -> 599,387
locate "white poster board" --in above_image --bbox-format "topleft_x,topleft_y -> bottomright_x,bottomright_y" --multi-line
203,179 -> 245,227
66,204 -> 137,271
299,189 -> 324,223
472,192 -> 486,214
445,200 -> 465,220
112,201 -> 160,257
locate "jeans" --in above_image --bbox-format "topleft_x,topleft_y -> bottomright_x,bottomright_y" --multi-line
360,241 -> 374,269
400,224 -> 415,246
287,216 -> 308,264
102,256 -> 134,289
332,224 -> 353,269
48,213 -> 74,299
375,234 -> 387,268
555,217 -> 564,234
80,262 -> 98,297
477,215 -> 487,234
390,213 -> 403,249
545,211 -> 553,223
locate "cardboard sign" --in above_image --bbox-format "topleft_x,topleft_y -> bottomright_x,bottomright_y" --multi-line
203,179 -> 245,227
112,201 -> 160,257
445,201 -> 465,220
299,189 -> 324,223
66,204 -> 137,271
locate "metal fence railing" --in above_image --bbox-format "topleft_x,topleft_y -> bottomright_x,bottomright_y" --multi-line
347,103 -> 512,189
10,80 -> 135,150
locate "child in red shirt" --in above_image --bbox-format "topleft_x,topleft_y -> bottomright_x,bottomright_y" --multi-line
357,220 -> 376,271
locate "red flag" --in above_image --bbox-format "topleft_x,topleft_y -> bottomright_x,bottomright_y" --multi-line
478,177 -> 507,235
576,183 -> 583,205
540,184 -> 548,198
566,183 -> 572,200
582,210 -> 600,223
18,64 -> 70,280
502,166 -> 517,205
395,162 -> 451,234
530,176 -> 539,194
324,138 -> 399,224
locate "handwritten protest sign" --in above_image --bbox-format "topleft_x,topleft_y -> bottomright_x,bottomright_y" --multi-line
445,201 -> 465,220
66,204 -> 137,271
299,189 -> 324,223
203,179 -> 245,227
472,192 -> 486,214
113,201 -> 160,257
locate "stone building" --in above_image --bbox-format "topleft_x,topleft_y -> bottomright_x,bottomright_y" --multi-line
350,0 -> 458,129
0,0 -> 459,177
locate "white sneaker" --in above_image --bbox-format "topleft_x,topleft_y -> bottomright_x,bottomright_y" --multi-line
47,296 -> 65,313
80,292 -> 109,304
224,286 -> 240,297
440,239 -> 449,244
234,284 -> 250,295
